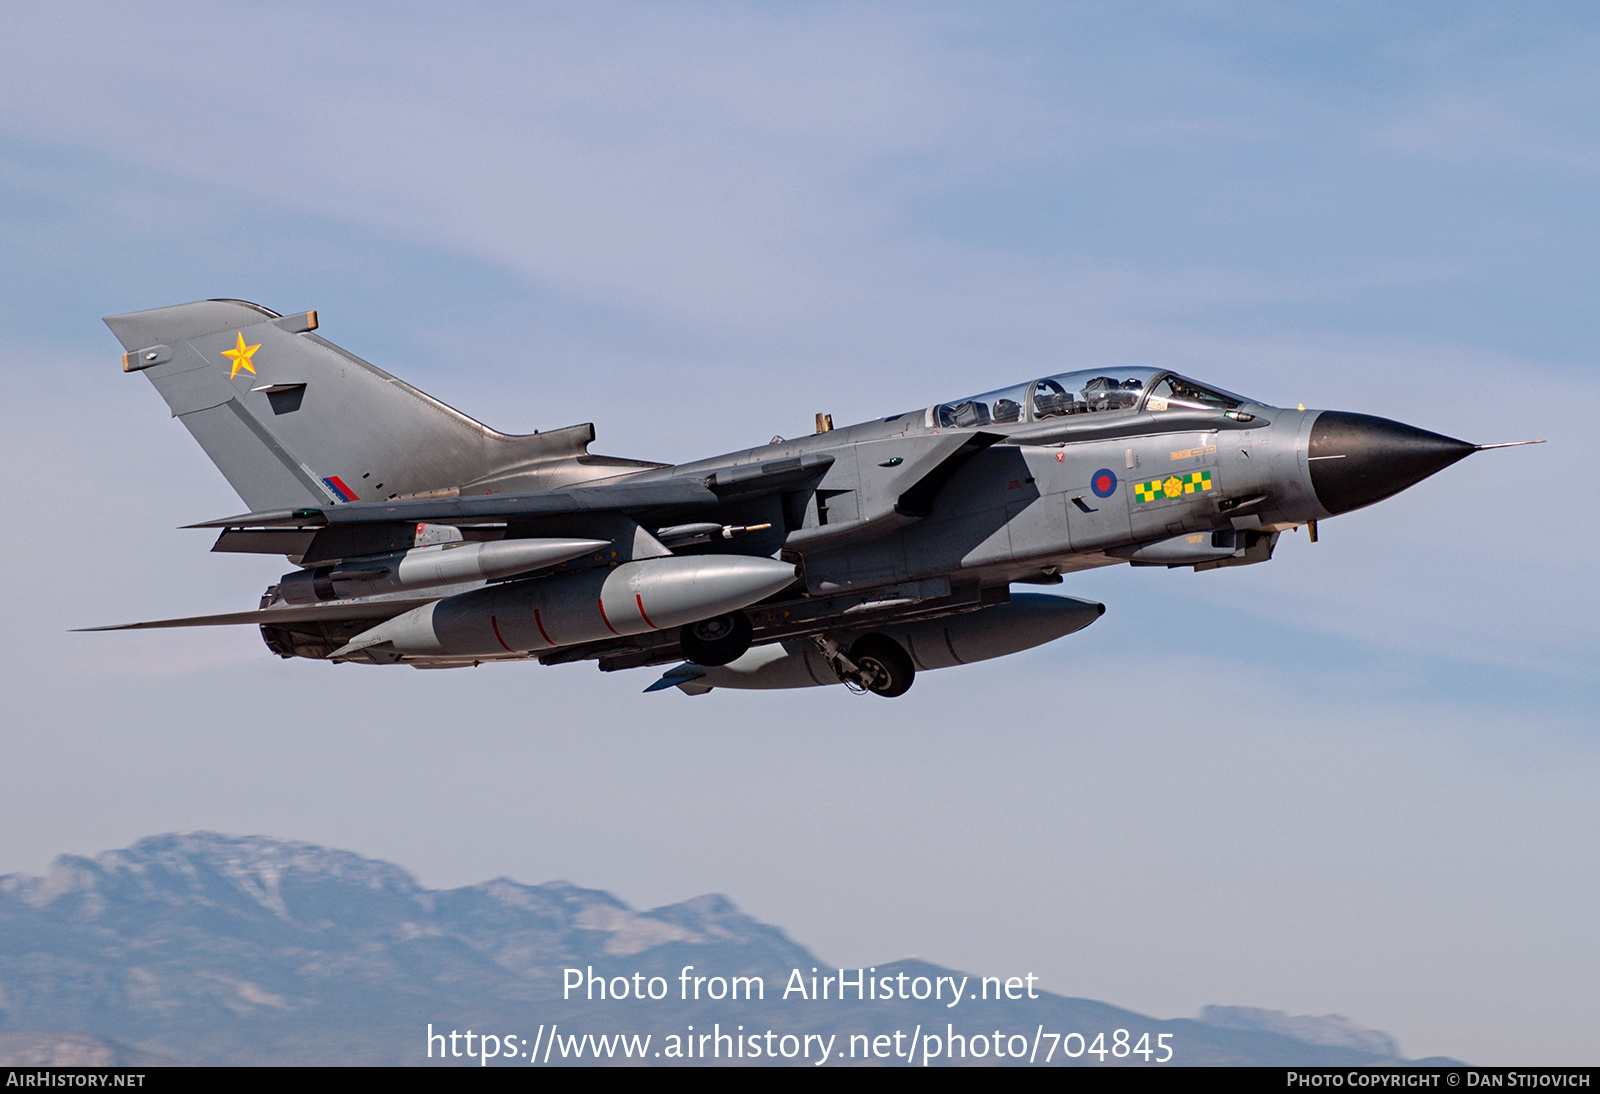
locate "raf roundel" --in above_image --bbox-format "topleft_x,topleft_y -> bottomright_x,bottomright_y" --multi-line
1090,469 -> 1118,498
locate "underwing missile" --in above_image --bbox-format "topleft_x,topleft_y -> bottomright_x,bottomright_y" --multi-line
277,538 -> 611,604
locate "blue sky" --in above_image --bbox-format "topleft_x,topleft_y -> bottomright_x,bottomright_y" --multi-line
0,2 -> 1595,1063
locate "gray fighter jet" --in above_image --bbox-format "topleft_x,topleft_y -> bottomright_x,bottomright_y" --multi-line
92,300 -> 1539,697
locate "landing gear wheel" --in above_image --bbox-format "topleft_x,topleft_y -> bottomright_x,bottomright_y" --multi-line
848,634 -> 916,697
680,612 -> 753,666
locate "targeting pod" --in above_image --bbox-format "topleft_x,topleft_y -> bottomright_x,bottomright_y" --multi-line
654,592 -> 1104,695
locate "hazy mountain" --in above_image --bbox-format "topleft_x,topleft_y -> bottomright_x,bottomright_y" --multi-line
0,1031 -> 183,1067
0,834 -> 1451,1066
1200,1006 -> 1401,1058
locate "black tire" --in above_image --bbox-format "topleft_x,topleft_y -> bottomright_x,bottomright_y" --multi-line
680,612 -> 754,666
849,634 -> 916,697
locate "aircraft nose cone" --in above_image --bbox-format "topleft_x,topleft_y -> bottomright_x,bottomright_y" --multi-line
1309,411 -> 1476,516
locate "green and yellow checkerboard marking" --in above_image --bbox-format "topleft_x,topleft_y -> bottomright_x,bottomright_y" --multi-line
1134,470 -> 1212,503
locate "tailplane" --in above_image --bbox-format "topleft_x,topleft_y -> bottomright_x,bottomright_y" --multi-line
104,299 -> 656,512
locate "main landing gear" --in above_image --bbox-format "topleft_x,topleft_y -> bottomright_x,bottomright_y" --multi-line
814,633 -> 916,697
680,612 -> 754,666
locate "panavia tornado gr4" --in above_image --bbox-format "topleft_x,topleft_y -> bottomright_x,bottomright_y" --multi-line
92,299 -> 1539,697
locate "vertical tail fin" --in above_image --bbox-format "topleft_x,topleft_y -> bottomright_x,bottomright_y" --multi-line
105,300 -> 652,511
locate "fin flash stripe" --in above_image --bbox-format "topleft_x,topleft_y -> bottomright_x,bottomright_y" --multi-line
322,476 -> 359,502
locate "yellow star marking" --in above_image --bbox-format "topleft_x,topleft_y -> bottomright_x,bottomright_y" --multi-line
220,331 -> 260,379
1162,476 -> 1183,499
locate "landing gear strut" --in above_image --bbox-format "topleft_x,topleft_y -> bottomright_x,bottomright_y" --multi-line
813,633 -> 917,697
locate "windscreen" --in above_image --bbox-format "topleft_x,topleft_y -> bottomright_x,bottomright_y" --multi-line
1143,374 -> 1247,412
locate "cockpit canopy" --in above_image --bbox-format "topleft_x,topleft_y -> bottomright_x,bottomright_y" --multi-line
929,368 -> 1250,429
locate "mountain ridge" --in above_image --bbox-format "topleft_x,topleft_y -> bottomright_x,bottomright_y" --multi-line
0,833 -> 1454,1066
